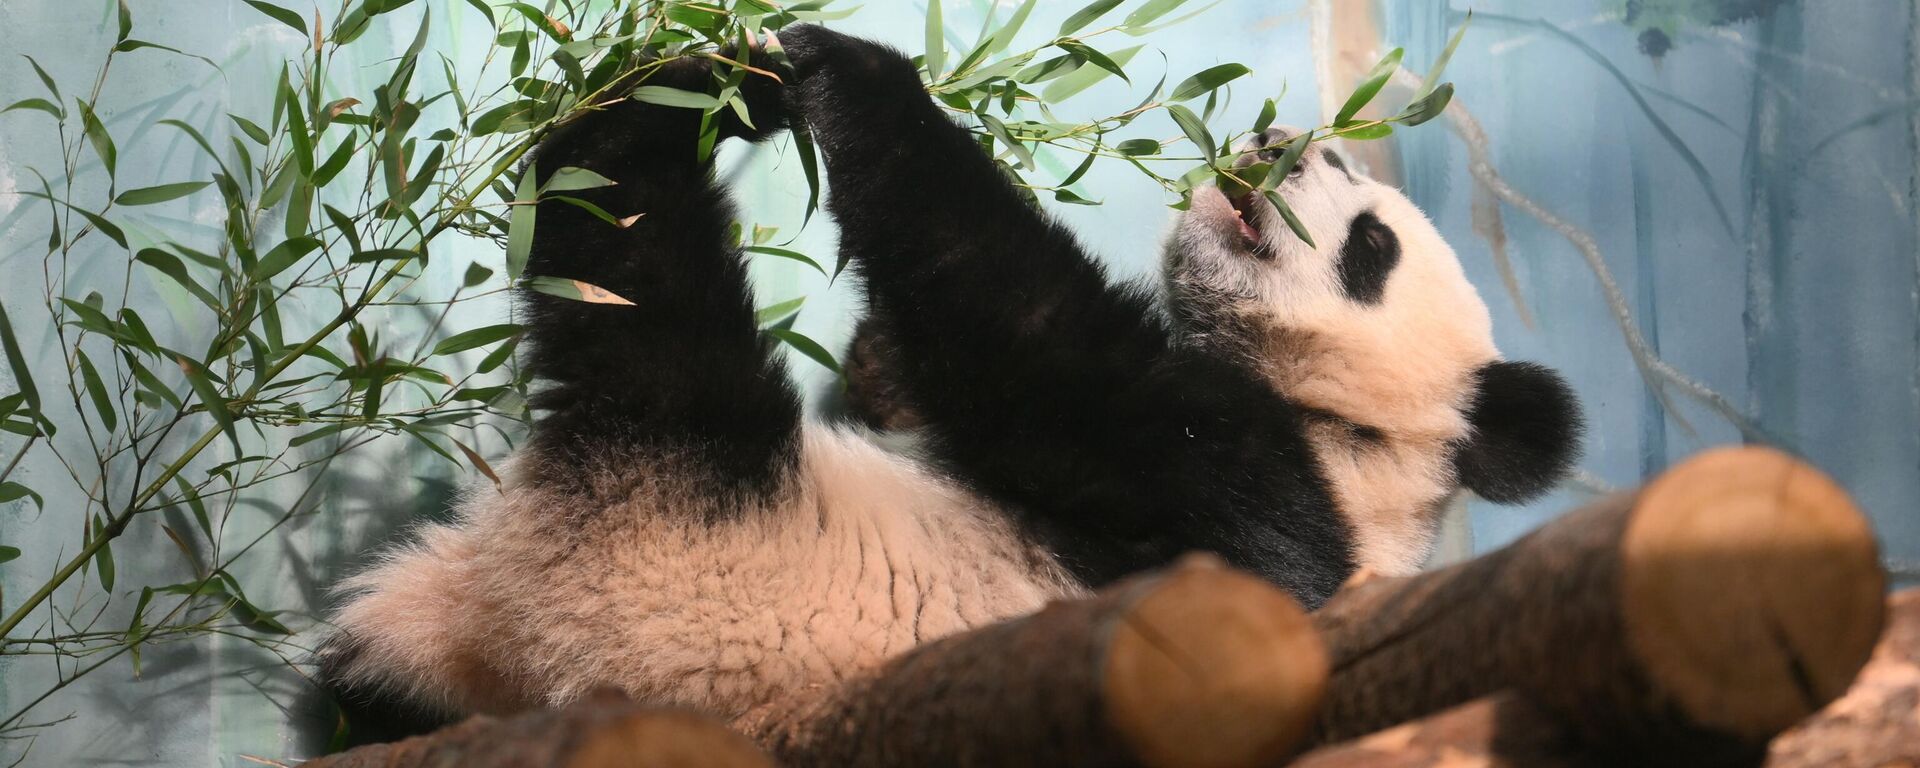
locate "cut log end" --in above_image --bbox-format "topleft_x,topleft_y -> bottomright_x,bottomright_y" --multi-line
1622,446 -> 1886,739
1104,564 -> 1329,768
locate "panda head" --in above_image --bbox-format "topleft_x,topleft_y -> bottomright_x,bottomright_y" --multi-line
1163,127 -> 1582,513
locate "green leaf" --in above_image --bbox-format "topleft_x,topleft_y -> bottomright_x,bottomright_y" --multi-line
1395,82 -> 1453,127
1059,0 -> 1123,35
985,0 -> 1037,55
0,483 -> 43,510
431,324 -> 523,356
93,513 -> 116,591
463,262 -> 494,288
243,0 -> 308,35
0,545 -> 19,564
923,0 -> 944,78
77,100 -> 116,177
755,296 -> 806,326
24,55 -> 60,100
630,85 -> 721,110
115,181 -> 211,206
524,276 -> 632,305
1251,97 -> 1277,136
1,98 -> 62,119
176,356 -> 236,446
281,74 -> 313,177
347,248 -> 420,264
1166,104 -> 1217,166
229,113 -> 271,144
1262,129 -> 1313,188
252,237 -> 322,281
1334,47 -> 1403,126
0,303 -> 40,412
1059,149 -> 1098,186
471,99 -> 543,135
745,245 -> 828,277
116,0 -> 132,41
1040,43 -> 1142,102
1123,0 -> 1193,27
1418,10 -> 1470,100
765,328 -> 841,374
76,350 -> 117,432
1115,138 -> 1161,156
541,166 -> 617,193
977,113 -> 1035,170
1056,41 -> 1129,84
1264,189 -> 1316,248
1053,189 -> 1100,205
1171,63 -> 1249,102
1339,122 -> 1394,140
547,195 -> 636,228
505,168 -> 538,281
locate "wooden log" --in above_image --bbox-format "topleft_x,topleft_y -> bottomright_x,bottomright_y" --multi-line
1311,446 -> 1886,758
1286,693 -> 1591,768
1766,588 -> 1920,767
302,691 -> 773,768
752,556 -> 1329,768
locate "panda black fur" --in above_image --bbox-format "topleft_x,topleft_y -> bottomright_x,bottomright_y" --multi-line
319,25 -> 1581,737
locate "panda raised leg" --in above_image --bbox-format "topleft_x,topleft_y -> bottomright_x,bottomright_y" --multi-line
778,26 -> 1355,604
515,57 -> 799,492
318,55 -> 798,739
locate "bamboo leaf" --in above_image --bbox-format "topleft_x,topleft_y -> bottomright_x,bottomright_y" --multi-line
115,181 -> 211,206
923,0 -> 944,78
176,356 -> 236,446
0,483 -> 43,510
1418,10 -> 1470,100
1123,0 -> 1192,28
0,545 -> 19,563
1,98 -> 62,119
431,324 -> 523,356
1040,43 -> 1141,102
1264,189 -> 1315,248
252,237 -> 322,281
243,0 -> 309,35
525,276 -> 633,305
765,328 -> 841,374
77,100 -> 116,177
1167,104 -> 1217,166
755,296 -> 806,326
630,85 -> 721,109
451,437 -> 501,489
977,113 -> 1035,170
745,245 -> 828,277
75,350 -> 117,431
1059,0 -> 1123,35
541,166 -> 617,193
1171,63 -> 1248,102
1395,82 -> 1453,127
506,168 -> 538,280
0,303 -> 40,412
1334,47 -> 1403,126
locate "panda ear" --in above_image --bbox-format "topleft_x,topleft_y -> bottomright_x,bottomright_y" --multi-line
1453,360 -> 1584,504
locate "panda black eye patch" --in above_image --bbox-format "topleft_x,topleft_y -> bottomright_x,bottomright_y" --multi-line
1336,211 -> 1400,305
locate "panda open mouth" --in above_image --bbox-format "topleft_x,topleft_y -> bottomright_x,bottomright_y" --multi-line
1225,191 -> 1262,245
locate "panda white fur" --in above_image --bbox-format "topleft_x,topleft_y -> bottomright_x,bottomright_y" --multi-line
318,26 -> 1581,739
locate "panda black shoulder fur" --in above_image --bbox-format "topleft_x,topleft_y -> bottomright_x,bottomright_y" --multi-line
319,25 -> 1582,736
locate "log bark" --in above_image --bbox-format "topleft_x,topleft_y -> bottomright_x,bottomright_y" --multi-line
1310,446 -> 1886,760
752,556 -> 1330,768
301,692 -> 773,768
1766,588 -> 1920,767
1286,693 -> 1593,768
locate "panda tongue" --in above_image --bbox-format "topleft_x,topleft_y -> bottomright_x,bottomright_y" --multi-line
1227,193 -> 1260,243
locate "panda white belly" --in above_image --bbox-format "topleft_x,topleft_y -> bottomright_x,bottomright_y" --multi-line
325,425 -> 1081,724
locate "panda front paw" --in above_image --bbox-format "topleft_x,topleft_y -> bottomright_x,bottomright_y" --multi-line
769,25 -> 932,140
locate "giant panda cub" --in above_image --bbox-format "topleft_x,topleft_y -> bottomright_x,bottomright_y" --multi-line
319,25 -> 1582,736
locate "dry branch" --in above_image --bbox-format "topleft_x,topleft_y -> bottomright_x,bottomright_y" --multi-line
300,692 -> 773,768
752,557 -> 1329,768
1310,446 -> 1886,757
